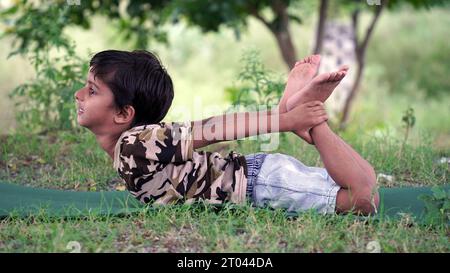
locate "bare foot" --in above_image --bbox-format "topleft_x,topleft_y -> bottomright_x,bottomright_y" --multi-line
278,55 -> 321,114
286,65 -> 349,112
285,66 -> 347,145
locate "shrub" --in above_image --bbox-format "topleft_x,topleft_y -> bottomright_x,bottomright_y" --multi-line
1,1 -> 88,133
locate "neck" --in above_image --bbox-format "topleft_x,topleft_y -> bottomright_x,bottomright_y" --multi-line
94,130 -> 123,160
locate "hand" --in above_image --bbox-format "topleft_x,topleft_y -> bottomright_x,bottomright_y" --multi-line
284,101 -> 328,144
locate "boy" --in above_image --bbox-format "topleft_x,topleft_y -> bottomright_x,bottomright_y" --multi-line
74,50 -> 378,215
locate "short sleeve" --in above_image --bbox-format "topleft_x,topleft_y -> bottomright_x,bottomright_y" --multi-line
120,121 -> 194,164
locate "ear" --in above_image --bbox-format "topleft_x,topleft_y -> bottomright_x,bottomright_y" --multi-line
114,105 -> 135,125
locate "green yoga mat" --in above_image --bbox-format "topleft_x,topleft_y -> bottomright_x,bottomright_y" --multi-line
0,182 -> 143,218
0,182 -> 447,221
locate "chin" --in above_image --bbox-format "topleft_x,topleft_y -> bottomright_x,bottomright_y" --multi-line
76,116 -> 89,128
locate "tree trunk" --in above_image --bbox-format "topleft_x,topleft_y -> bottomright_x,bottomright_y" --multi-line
250,0 -> 297,70
313,0 -> 328,54
273,29 -> 297,70
339,3 -> 385,128
271,0 -> 297,70
318,20 -> 357,119
340,59 -> 364,129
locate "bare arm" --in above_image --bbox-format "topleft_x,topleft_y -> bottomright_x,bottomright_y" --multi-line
190,109 -> 290,149
188,101 -> 327,150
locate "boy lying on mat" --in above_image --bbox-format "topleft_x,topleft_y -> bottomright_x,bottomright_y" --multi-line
74,50 -> 379,215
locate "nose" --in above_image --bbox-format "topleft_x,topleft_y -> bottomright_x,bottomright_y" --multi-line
74,88 -> 84,102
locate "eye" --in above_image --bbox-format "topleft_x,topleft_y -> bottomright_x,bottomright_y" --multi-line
89,88 -> 96,95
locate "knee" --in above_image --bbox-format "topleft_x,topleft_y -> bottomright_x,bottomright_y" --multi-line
365,165 -> 377,187
354,186 -> 379,215
359,166 -> 379,210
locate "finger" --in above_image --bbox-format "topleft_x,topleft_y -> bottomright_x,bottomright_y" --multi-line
306,101 -> 323,107
313,110 -> 327,116
320,114 -> 329,122
310,105 -> 326,112
314,115 -> 328,125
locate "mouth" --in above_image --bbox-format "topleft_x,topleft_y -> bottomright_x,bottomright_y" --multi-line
77,105 -> 85,115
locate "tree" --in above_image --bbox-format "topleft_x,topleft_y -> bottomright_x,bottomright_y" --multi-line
137,0 -> 306,69
1,0 -> 446,131
313,0 -> 328,54
311,0 -> 447,128
1,0 -> 306,70
341,0 -> 385,128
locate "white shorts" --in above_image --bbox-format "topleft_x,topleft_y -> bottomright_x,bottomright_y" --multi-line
245,153 -> 341,214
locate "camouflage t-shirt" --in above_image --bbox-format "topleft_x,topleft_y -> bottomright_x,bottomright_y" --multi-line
113,121 -> 248,205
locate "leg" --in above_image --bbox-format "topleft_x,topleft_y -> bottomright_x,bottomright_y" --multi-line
284,67 -> 349,144
278,55 -> 321,114
310,122 -> 379,215
286,66 -> 349,112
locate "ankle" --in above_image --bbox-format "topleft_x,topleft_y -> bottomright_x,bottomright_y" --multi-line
311,121 -> 329,136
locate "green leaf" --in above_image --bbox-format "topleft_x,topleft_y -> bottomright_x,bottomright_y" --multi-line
0,5 -> 19,16
431,186 -> 447,200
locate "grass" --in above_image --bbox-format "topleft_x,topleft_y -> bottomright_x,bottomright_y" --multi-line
0,201 -> 448,253
0,127 -> 448,253
0,6 -> 449,252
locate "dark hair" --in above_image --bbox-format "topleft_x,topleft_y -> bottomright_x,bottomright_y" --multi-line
89,49 -> 174,127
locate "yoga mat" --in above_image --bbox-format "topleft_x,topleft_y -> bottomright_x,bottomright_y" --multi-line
0,182 -> 448,222
0,182 -> 143,218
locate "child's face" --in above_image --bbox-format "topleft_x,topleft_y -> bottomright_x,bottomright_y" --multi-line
74,69 -> 117,132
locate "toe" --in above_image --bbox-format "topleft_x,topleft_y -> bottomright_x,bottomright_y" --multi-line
330,72 -> 338,81
296,55 -> 314,66
299,56 -> 309,65
303,56 -> 310,63
337,71 -> 347,80
311,55 -> 321,65
339,65 -> 349,72
313,72 -> 332,83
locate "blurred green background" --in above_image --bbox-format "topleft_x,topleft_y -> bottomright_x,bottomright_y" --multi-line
0,0 -> 449,253
0,0 -> 449,150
